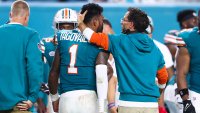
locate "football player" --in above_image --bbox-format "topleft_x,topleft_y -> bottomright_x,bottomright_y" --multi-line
48,4 -> 109,113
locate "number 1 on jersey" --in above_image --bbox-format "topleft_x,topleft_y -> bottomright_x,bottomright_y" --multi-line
68,44 -> 78,74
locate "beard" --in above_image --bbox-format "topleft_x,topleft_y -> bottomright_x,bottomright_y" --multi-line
122,28 -> 131,34
188,23 -> 197,29
97,25 -> 103,33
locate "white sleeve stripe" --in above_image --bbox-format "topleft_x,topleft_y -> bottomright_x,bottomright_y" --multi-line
177,40 -> 186,45
164,34 -> 186,45
38,43 -> 45,53
164,38 -> 177,43
40,40 -> 44,45
176,37 -> 184,41
177,36 -> 186,45
164,34 -> 179,40
83,28 -> 94,41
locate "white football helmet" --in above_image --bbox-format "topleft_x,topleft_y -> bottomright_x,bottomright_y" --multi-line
53,8 -> 78,30
146,16 -> 154,34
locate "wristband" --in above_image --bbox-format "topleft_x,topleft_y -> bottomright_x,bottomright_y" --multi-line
50,92 -> 59,102
108,102 -> 115,110
179,88 -> 189,98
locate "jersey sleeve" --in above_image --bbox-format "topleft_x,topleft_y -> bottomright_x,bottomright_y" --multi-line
38,39 -> 45,54
83,28 -> 109,51
176,36 -> 186,47
56,32 -> 61,50
38,39 -> 47,63
157,66 -> 168,86
90,32 -> 109,50
164,30 -> 179,44
177,29 -> 192,47
82,28 -> 121,54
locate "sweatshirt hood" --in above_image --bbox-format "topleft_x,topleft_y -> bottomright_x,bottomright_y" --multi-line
128,33 -> 154,53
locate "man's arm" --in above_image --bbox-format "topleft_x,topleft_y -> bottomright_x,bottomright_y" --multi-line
37,98 -> 47,113
26,32 -> 43,105
176,47 -> 190,100
48,48 -> 60,95
17,32 -> 43,111
37,61 -> 49,113
107,62 -> 113,81
107,76 -> 117,104
165,44 -> 177,60
48,48 -> 60,112
108,76 -> 118,113
95,52 -> 109,113
176,47 -> 196,113
156,66 -> 168,92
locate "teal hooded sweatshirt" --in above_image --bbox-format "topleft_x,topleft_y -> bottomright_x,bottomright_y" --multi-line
108,33 -> 165,102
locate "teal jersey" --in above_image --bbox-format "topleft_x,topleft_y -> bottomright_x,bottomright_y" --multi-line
38,36 -> 56,106
39,36 -> 57,105
0,24 -> 42,110
57,30 -> 102,94
40,36 -> 57,67
178,27 -> 200,93
108,33 -> 165,102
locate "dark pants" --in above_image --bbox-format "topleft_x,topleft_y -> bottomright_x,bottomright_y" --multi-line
0,109 -> 12,113
0,107 -> 31,113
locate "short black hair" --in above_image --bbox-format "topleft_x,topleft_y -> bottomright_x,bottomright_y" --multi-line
80,3 -> 103,24
177,9 -> 196,25
103,19 -> 112,28
127,8 -> 149,33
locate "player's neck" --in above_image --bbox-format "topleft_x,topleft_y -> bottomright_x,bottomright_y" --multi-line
10,18 -> 26,26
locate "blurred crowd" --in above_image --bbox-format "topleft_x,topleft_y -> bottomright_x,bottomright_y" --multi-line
1,0 -> 200,3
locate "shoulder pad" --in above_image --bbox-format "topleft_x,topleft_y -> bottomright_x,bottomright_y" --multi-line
168,30 -> 179,36
179,28 -> 193,33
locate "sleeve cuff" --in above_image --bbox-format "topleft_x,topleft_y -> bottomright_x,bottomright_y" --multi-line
28,96 -> 37,103
158,83 -> 166,89
83,27 -> 94,41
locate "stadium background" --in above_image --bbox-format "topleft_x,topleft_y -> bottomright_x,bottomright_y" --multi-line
0,2 -> 199,43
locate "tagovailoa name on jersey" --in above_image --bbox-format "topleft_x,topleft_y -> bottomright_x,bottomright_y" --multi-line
60,32 -> 87,43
